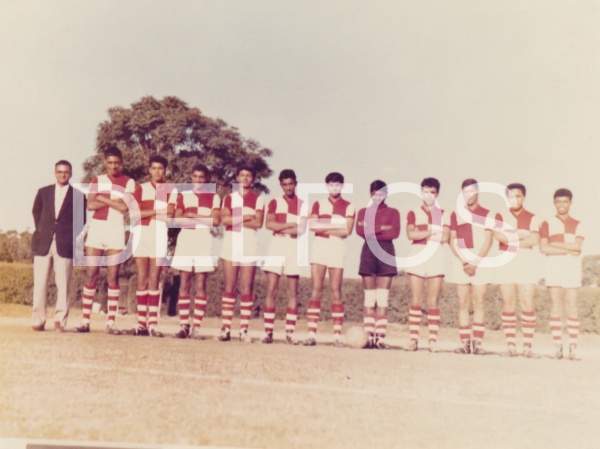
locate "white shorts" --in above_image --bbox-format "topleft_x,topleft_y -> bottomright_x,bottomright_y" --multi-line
132,221 -> 168,259
220,230 -> 259,264
85,218 -> 126,251
448,256 -> 490,286
494,249 -> 541,285
405,244 -> 446,278
544,255 -> 582,289
262,235 -> 304,276
171,229 -> 216,273
310,236 -> 345,269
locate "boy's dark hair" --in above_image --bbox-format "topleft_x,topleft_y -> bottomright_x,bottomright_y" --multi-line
55,160 -> 72,170
149,155 -> 168,169
554,188 -> 573,200
461,178 -> 478,189
236,165 -> 256,177
421,177 -> 440,192
369,179 -> 387,193
279,169 -> 297,182
325,172 -> 344,184
103,147 -> 123,161
506,183 -> 526,196
191,164 -> 209,177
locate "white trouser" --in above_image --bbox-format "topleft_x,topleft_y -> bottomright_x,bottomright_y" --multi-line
32,240 -> 73,327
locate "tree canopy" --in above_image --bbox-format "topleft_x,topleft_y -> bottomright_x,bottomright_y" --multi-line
82,96 -> 273,194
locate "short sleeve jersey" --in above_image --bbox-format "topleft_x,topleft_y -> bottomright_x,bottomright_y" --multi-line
267,195 -> 308,237
311,197 -> 355,239
406,205 -> 450,245
222,190 -> 265,233
133,181 -> 178,226
176,189 -> 221,231
89,173 -> 135,223
494,208 -> 539,252
540,215 -> 584,248
450,205 -> 492,250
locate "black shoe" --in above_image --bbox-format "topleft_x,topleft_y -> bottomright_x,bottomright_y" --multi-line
174,325 -> 190,339
75,323 -> 90,333
454,340 -> 471,354
124,326 -> 149,336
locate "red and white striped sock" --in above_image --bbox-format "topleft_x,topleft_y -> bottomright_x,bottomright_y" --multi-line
178,295 -> 191,326
521,311 -> 536,348
427,308 -> 440,343
472,322 -> 485,343
331,303 -> 344,336
148,290 -> 160,328
285,307 -> 298,334
567,317 -> 580,346
263,306 -> 276,334
375,313 -> 387,339
136,290 -> 148,329
193,296 -> 208,327
408,305 -> 422,342
81,283 -> 96,325
501,312 -> 517,347
239,295 -> 253,332
221,293 -> 236,331
107,285 -> 120,326
459,325 -> 471,343
306,299 -> 321,335
363,313 -> 375,336
549,316 -> 562,344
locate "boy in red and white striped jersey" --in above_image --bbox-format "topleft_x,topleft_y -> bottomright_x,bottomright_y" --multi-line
125,155 -> 177,337
171,164 -> 220,339
449,179 -> 493,355
75,147 -> 135,335
304,172 -> 355,347
493,183 -> 541,358
539,188 -> 584,361
217,166 -> 265,343
261,169 -> 308,344
356,180 -> 400,349
404,178 -> 449,353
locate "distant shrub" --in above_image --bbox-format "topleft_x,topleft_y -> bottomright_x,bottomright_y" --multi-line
2,261 -> 599,333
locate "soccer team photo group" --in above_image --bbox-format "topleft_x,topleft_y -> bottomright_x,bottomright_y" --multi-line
31,147 -> 585,361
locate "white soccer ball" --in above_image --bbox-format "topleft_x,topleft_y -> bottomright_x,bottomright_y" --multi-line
345,326 -> 368,349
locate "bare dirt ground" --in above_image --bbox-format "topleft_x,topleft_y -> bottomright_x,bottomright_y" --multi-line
2,304 -> 600,449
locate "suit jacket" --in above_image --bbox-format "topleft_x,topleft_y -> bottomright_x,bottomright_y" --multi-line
31,184 -> 85,259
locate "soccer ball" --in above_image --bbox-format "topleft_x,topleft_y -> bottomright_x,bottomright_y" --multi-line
345,326 -> 368,349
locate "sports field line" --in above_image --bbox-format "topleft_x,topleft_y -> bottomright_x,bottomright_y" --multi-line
21,359 -> 581,416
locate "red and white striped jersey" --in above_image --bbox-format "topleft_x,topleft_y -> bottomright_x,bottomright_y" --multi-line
267,195 -> 308,237
494,208 -> 539,252
311,197 -> 355,239
540,215 -> 584,245
222,190 -> 265,233
176,190 -> 220,230
133,181 -> 178,226
450,205 -> 492,250
407,205 -> 450,245
89,173 -> 135,223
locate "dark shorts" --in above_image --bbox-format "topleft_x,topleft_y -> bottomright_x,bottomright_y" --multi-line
358,240 -> 397,277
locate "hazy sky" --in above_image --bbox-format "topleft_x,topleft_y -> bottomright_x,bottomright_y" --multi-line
1,0 -> 599,276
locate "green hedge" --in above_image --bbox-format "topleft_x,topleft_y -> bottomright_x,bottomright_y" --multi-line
2,261 -> 600,333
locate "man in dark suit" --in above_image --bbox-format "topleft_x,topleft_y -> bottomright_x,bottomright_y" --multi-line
31,160 -> 80,331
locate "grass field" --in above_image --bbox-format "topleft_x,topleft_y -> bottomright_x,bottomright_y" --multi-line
2,304 -> 600,449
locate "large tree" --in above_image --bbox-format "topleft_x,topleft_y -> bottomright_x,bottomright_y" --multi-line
83,96 -> 272,195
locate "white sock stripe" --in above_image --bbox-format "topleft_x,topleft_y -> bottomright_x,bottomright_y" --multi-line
222,297 -> 236,304
197,299 -> 208,306
83,287 -> 96,296
307,308 -> 320,314
240,301 -> 253,308
363,317 -> 376,324
264,313 -> 276,319
82,298 -> 94,306
333,325 -> 342,331
331,312 -> 344,318
136,290 -> 149,295
148,306 -> 158,312
285,314 -> 298,321
148,290 -> 160,296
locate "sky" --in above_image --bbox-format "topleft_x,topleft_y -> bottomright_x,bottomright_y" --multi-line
1,0 -> 599,277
